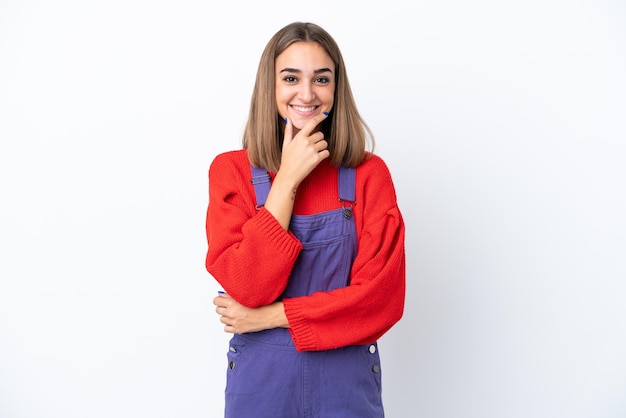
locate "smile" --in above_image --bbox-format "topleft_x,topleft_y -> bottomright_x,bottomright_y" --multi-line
292,105 -> 318,112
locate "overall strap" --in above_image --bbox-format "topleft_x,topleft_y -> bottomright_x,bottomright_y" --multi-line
338,165 -> 356,203
338,166 -> 356,219
250,165 -> 271,209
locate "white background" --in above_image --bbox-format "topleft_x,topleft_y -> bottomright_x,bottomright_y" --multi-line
1,1 -> 625,417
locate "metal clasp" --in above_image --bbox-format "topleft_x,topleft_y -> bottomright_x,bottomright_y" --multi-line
340,199 -> 355,219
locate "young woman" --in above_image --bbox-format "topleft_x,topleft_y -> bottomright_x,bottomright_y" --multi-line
205,21 -> 406,417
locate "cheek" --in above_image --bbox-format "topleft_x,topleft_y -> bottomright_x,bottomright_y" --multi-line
275,89 -> 290,115
324,94 -> 335,111
323,87 -> 335,107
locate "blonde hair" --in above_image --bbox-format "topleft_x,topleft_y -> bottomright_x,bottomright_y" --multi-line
243,22 -> 374,173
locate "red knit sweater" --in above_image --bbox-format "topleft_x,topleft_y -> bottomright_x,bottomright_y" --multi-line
205,149 -> 406,352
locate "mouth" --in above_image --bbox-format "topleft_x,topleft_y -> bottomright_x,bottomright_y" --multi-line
290,105 -> 319,113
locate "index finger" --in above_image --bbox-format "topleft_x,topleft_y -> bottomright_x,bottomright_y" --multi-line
283,117 -> 293,146
297,112 -> 329,137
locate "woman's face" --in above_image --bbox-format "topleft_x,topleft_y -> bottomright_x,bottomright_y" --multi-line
275,41 -> 335,133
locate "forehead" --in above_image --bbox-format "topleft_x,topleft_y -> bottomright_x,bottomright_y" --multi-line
275,41 -> 335,71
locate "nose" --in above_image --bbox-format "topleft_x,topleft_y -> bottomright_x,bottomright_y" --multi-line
298,83 -> 315,102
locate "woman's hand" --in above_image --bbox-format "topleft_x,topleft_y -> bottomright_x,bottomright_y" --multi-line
213,293 -> 289,334
278,112 -> 330,187
263,113 -> 329,230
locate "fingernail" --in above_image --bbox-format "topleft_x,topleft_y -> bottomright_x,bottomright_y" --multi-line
323,112 -> 329,116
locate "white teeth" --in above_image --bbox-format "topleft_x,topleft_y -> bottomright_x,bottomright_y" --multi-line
293,106 -> 316,112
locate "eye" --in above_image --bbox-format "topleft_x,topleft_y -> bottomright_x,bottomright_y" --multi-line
283,75 -> 298,83
315,77 -> 330,84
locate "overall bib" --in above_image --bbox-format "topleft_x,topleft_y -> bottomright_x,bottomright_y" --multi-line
223,165 -> 384,418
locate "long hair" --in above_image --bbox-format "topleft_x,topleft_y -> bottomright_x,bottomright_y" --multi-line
243,22 -> 374,173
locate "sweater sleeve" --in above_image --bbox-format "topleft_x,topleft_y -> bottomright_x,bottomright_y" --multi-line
205,151 -> 303,307
283,156 -> 406,351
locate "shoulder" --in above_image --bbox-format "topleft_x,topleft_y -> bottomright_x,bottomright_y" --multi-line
210,149 -> 249,170
357,152 -> 394,179
356,152 -> 399,201
208,150 -> 255,191
209,149 -> 250,176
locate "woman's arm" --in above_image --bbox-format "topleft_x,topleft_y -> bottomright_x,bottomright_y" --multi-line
205,152 -> 301,307
205,114 -> 330,307
284,156 -> 406,351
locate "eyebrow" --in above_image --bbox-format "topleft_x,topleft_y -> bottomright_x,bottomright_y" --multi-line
279,67 -> 333,74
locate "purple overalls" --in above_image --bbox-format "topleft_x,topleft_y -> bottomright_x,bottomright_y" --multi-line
222,165 -> 384,418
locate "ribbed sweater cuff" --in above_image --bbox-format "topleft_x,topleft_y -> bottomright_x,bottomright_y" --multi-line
248,208 -> 302,259
284,298 -> 317,352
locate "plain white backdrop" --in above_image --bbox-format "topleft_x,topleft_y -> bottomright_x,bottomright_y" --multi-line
1,1 -> 625,417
